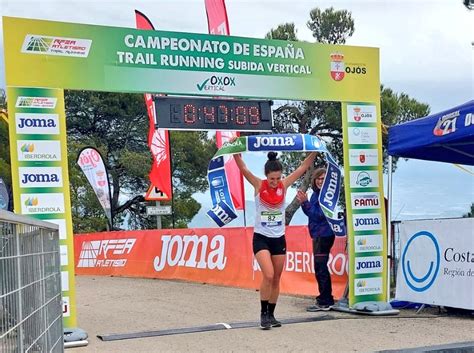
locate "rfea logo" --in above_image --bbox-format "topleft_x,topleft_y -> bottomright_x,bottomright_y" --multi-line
22,34 -> 92,58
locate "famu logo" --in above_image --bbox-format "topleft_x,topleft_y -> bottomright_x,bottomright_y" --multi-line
196,75 -> 236,92
15,113 -> 59,135
22,34 -> 92,58
20,193 -> 65,215
17,140 -> 61,161
351,192 -> 381,210
15,96 -> 57,109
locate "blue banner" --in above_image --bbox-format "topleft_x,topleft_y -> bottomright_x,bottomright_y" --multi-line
207,134 -> 346,235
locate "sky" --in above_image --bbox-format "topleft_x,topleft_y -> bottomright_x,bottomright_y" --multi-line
0,0 -> 473,225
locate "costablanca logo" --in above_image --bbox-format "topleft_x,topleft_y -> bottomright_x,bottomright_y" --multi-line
402,231 -> 440,292
196,75 -> 236,92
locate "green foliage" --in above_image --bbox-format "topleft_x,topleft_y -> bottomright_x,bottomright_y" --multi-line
65,91 -> 216,232
265,23 -> 298,41
266,8 -> 429,223
0,89 -> 11,209
307,7 -> 354,44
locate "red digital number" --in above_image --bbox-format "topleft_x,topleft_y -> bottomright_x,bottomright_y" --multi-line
184,104 -> 196,124
249,106 -> 260,125
235,106 -> 247,125
203,106 -> 215,124
218,105 -> 229,123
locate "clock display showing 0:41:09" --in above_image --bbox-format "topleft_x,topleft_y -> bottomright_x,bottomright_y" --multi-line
180,104 -> 261,125
154,97 -> 273,131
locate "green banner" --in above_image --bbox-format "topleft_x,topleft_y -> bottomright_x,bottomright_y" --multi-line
7,86 -> 77,327
4,16 -> 379,102
342,102 -> 388,304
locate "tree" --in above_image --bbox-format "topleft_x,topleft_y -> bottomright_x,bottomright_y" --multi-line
265,8 -> 430,224
307,7 -> 354,44
65,90 -> 216,232
462,203 -> 474,218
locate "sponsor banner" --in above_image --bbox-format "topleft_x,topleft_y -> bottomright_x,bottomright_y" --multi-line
8,86 -> 77,328
355,234 -> 383,253
205,0 -> 230,35
4,17 -> 380,102
354,255 -> 383,274
349,170 -> 379,188
354,277 -> 383,296
20,193 -> 65,215
352,213 -> 383,231
348,127 -> 378,145
21,34 -> 92,58
396,218 -> 474,310
342,102 -> 387,306
208,134 -> 345,235
350,191 -> 381,210
348,148 -> 379,167
347,104 -> 377,123
74,226 -> 348,298
19,166 -> 63,188
77,147 -> 113,225
15,96 -> 57,109
17,140 -> 62,161
15,113 -> 60,135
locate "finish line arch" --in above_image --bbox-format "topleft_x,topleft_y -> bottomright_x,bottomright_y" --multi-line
3,16 -> 387,327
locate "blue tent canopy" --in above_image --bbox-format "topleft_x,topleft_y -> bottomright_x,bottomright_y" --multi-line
388,100 -> 474,165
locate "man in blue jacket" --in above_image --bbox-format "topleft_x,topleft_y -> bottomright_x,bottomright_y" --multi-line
296,168 -> 335,311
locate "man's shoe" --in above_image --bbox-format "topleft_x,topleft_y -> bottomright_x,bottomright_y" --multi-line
306,303 -> 332,312
269,314 -> 282,327
260,312 -> 271,330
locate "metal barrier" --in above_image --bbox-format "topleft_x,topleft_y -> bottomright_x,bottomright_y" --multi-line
0,210 -> 64,352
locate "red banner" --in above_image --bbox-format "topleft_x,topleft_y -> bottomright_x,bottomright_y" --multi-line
74,226 -> 348,298
205,0 -> 230,35
205,1 -> 245,210
135,10 -> 172,200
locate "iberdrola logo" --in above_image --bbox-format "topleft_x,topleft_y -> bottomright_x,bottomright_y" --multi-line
21,143 -> 35,153
330,53 -> 345,81
24,197 -> 39,206
356,280 -> 366,288
25,36 -> 53,52
357,238 -> 367,246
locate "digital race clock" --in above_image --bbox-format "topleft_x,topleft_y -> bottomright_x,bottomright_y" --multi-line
153,97 -> 273,132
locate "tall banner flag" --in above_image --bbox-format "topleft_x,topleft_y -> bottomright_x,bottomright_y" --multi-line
77,147 -> 113,226
0,178 -> 9,210
205,0 -> 245,210
135,10 -> 172,201
207,134 -> 346,235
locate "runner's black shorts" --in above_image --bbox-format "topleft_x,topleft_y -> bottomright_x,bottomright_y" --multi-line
253,232 -> 286,255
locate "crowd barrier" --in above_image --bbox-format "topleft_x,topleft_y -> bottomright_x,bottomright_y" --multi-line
74,226 -> 348,298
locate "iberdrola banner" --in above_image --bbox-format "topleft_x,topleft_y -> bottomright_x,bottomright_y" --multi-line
207,134 -> 346,235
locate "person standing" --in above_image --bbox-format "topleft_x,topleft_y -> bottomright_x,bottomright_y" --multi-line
296,168 -> 336,311
234,151 -> 316,329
